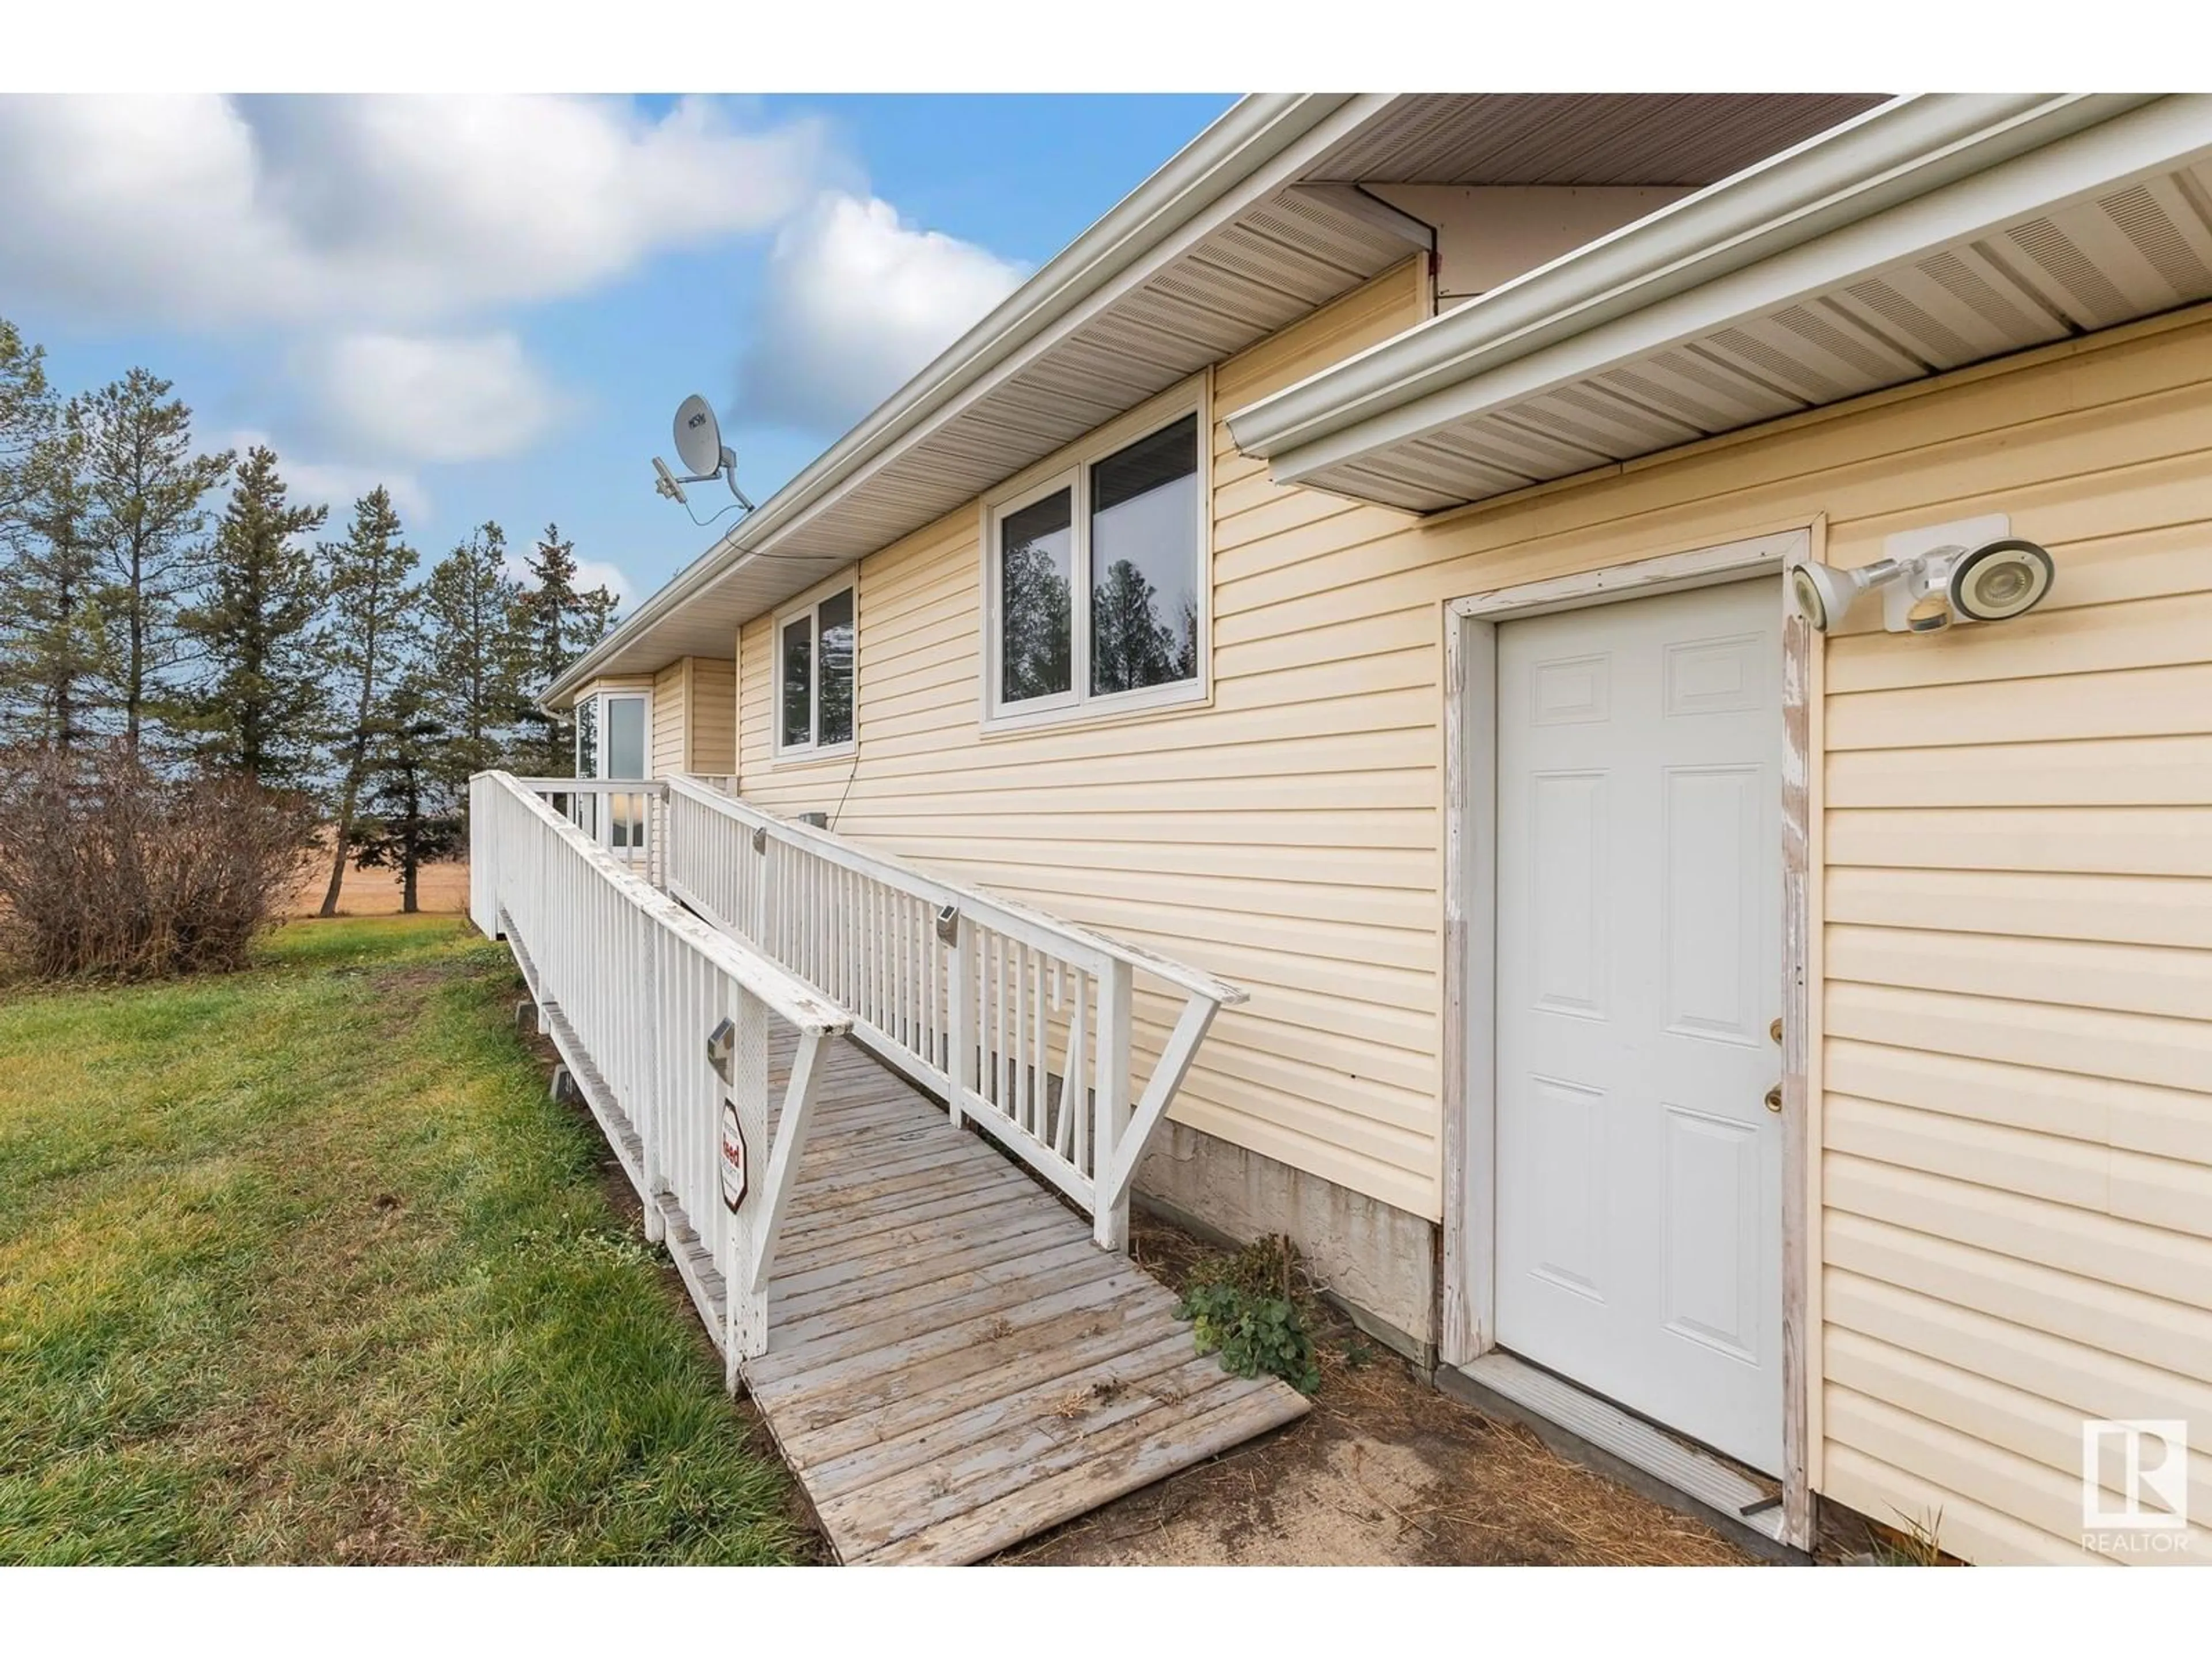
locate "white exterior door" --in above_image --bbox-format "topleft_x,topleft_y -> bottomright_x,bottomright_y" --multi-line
1493,577 -> 1784,1474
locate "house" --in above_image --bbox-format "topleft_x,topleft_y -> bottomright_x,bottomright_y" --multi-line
525,93 -> 2212,1565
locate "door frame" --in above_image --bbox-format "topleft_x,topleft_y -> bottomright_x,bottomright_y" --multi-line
1439,524 -> 1821,1549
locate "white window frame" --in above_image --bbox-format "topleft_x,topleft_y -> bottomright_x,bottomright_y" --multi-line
770,570 -> 858,763
575,685 -> 653,781
980,391 -> 1211,736
570,683 -> 654,852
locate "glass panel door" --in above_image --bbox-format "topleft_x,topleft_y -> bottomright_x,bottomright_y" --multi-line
605,696 -> 646,780
603,694 -> 648,850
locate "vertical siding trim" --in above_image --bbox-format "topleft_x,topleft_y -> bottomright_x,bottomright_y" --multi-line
1802,514 -> 1831,1504
1781,597 -> 1815,1551
1440,600 -> 1494,1368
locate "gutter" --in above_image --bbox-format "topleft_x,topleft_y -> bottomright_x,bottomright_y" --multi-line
1225,93 -> 2162,477
547,91 -> 1366,709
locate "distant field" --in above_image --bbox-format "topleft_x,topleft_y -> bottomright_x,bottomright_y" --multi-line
285,834 -> 468,918
0,916 -> 804,1565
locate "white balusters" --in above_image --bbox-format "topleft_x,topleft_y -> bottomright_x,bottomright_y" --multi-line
470,772 -> 846,1373
653,775 -> 1245,1251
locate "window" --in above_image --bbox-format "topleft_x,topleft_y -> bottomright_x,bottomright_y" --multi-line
574,693 -> 597,778
775,582 -> 856,756
987,410 -> 1203,726
999,488 -> 1073,704
604,695 -> 647,781
574,690 -> 648,781
570,687 -> 650,848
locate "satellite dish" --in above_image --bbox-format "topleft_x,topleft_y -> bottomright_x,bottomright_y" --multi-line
673,395 -> 724,478
653,393 -> 754,519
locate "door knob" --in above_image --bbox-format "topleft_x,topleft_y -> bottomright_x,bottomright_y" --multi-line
1764,1084 -> 1783,1113
1770,1017 -> 1783,1045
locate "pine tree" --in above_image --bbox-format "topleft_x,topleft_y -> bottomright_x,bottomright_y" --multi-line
421,521 -> 524,786
175,445 -> 329,787
349,675 -> 463,915
0,408 -> 109,749
75,369 -> 233,753
315,487 -> 419,916
0,317 -> 51,541
509,522 -> 618,777
573,582 -> 620,649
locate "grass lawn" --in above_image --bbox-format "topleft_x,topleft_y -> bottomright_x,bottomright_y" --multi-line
0,915 -> 807,1565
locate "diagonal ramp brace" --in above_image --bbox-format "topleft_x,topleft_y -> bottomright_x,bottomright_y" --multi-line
1097,995 -> 1218,1215
749,1027 -> 831,1296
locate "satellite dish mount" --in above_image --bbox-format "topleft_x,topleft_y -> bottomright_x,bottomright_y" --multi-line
654,394 -> 754,516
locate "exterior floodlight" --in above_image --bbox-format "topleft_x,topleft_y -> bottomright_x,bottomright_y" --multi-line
1789,558 -> 1901,632
1791,537 -> 2056,635
1945,538 -> 2055,623
652,393 -> 755,516
1878,538 -> 2057,635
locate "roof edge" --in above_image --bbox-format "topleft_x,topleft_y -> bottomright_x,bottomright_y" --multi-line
548,92 -> 1363,707
1225,93 -> 2159,473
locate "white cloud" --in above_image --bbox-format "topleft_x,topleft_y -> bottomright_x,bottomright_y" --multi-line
737,192 -> 1026,435
301,331 -> 566,464
0,94 -> 841,326
218,429 -> 433,528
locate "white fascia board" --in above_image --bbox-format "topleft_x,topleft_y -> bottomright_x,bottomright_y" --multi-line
546,91 -> 1387,709
1229,93 -> 2186,482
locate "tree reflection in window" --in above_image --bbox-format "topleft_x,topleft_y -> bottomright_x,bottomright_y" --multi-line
999,488 -> 1073,703
817,586 -> 854,746
779,613 -> 812,748
1090,414 -> 1198,696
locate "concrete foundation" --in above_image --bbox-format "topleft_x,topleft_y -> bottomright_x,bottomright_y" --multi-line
1132,1119 -> 1437,1367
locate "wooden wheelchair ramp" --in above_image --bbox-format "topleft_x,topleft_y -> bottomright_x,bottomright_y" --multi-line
738,1029 -> 1309,1566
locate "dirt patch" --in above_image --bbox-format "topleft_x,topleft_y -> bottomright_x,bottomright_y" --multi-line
1002,1215 -> 1757,1567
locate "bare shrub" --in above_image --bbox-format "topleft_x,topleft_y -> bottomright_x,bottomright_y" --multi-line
0,742 -> 315,979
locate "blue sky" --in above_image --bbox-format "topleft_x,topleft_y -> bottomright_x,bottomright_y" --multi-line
0,94 -> 1232,607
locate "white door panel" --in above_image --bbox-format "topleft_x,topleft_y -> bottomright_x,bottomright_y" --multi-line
1493,578 -> 1783,1474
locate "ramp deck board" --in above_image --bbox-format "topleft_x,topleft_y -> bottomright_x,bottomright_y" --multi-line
566,1013 -> 1307,1566
745,1030 -> 1309,1565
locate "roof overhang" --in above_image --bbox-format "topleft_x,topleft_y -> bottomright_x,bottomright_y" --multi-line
550,93 -> 1884,707
548,92 -> 1392,704
1228,94 -> 2212,514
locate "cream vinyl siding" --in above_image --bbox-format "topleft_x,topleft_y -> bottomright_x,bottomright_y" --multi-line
715,250 -> 2210,1562
650,661 -> 685,777
686,657 -> 737,774
738,257 -> 1442,1218
641,656 -> 738,777
1367,305 -> 2210,1566
1807,326 -> 2212,1565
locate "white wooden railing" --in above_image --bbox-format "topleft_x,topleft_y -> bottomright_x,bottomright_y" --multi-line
512,777 -> 665,882
658,775 -> 1248,1249
469,771 -> 849,1377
